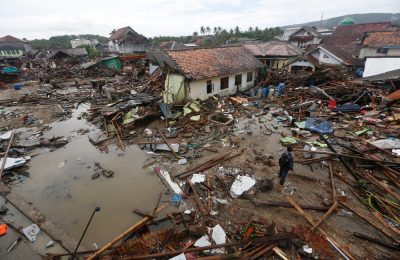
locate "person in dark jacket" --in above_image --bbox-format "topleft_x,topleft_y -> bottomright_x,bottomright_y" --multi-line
278,146 -> 294,185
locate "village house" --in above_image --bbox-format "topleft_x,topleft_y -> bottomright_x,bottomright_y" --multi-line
0,35 -> 32,67
108,26 -> 149,54
278,26 -> 329,48
158,46 -> 262,103
359,30 -> 400,58
323,21 -> 397,58
243,41 -> 303,69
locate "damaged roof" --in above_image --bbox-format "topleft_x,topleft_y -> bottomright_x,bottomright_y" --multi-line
166,46 -> 262,80
323,22 -> 394,54
362,31 -> 400,48
0,35 -> 28,43
109,26 -> 148,44
50,48 -> 88,58
244,41 -> 303,57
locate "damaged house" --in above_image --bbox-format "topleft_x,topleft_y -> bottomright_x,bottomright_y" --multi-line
108,26 -> 149,53
243,41 -> 303,69
0,35 -> 32,66
361,31 -> 400,78
155,46 -> 262,103
48,48 -> 88,65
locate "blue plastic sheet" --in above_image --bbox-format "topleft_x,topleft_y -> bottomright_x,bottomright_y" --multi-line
305,118 -> 334,135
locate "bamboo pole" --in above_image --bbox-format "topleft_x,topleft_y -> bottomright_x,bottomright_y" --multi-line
159,132 -> 178,159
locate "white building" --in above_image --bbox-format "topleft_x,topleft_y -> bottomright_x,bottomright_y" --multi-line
108,26 -> 149,53
363,57 -> 400,78
70,38 -> 98,48
158,46 -> 262,103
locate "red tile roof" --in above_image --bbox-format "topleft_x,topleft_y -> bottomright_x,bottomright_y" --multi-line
323,22 -> 394,54
244,41 -> 303,57
167,46 -> 262,80
0,35 -> 27,43
362,31 -> 400,47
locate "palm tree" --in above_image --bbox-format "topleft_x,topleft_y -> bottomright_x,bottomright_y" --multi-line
214,27 -> 218,35
200,26 -> 205,35
229,29 -> 234,34
234,26 -> 240,35
206,26 -> 211,34
248,26 -> 253,32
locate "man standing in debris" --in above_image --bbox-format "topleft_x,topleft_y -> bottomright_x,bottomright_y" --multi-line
278,146 -> 294,186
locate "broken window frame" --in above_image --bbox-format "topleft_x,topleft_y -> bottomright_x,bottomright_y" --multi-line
246,71 -> 253,82
206,80 -> 214,94
220,77 -> 229,90
234,74 -> 242,86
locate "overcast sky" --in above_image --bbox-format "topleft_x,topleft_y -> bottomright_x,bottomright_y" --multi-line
0,0 -> 399,40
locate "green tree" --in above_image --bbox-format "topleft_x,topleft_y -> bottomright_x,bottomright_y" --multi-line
206,26 -> 211,34
234,26 -> 240,35
79,45 -> 100,59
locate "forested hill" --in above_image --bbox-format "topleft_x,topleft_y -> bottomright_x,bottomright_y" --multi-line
283,13 -> 400,29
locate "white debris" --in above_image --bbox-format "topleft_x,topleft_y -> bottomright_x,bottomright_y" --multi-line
194,224 -> 227,254
158,168 -> 183,194
0,131 -> 13,140
230,175 -> 256,198
303,244 -> 313,254
191,174 -> 206,184
23,224 -> 40,242
392,149 -> 400,156
178,158 -> 188,165
153,143 -> 180,153
169,253 -> 186,260
0,156 -> 30,171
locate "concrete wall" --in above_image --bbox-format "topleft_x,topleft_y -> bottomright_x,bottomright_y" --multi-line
188,70 -> 256,101
359,47 -> 400,58
108,41 -> 146,53
288,60 -> 315,72
363,57 -> 400,77
0,49 -> 23,57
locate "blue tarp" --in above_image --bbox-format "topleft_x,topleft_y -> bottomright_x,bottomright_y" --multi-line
305,118 -> 334,135
2,67 -> 19,74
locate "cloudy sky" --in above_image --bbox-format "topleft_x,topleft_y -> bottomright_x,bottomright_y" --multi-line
0,0 -> 398,40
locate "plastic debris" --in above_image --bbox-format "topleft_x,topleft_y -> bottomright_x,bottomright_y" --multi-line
230,175 -> 256,198
191,174 -> 206,184
22,224 -> 40,242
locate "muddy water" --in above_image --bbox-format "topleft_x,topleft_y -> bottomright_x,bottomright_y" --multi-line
12,104 -> 165,248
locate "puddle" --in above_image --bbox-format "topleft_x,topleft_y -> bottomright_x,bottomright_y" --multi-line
12,103 -> 165,247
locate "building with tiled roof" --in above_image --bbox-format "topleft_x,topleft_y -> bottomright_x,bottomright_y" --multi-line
162,46 -> 262,102
108,26 -> 149,54
244,41 -> 304,69
359,31 -> 400,58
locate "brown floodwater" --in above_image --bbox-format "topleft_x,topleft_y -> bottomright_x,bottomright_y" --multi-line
12,103 -> 165,248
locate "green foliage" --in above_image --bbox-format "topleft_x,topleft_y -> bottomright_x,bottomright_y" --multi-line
30,34 -> 108,50
151,26 -> 282,47
78,44 -> 100,59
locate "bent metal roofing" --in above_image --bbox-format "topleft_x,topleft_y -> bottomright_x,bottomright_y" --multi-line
166,46 -> 262,80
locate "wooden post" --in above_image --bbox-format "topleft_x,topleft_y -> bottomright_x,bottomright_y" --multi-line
311,200 -> 339,231
329,162 -> 337,201
286,196 -> 355,260
87,203 -> 169,260
159,132 -> 179,159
